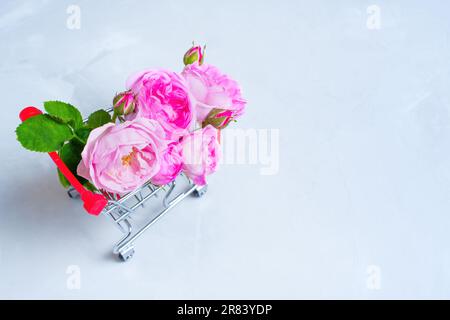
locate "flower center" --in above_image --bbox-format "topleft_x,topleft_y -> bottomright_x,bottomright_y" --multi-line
121,148 -> 138,167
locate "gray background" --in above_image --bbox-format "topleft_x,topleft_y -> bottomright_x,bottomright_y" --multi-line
1,0 -> 449,299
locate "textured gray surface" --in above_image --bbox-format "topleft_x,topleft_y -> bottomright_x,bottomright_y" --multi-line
1,0 -> 450,298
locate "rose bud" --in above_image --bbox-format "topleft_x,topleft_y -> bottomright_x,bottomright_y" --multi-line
113,90 -> 136,116
202,108 -> 235,129
183,44 -> 205,66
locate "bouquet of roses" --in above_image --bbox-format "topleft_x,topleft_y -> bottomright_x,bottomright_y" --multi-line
16,45 -> 246,198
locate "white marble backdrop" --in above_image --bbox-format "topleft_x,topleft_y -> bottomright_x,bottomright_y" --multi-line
0,0 -> 449,298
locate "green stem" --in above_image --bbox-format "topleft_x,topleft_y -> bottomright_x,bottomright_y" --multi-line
73,134 -> 86,145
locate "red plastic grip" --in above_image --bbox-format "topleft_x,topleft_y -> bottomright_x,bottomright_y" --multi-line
19,106 -> 107,215
20,106 -> 43,121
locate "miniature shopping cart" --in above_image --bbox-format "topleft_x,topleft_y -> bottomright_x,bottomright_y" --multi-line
19,106 -> 207,262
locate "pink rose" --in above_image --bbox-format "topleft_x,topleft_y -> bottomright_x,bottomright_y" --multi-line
77,118 -> 167,195
151,142 -> 183,186
181,125 -> 221,186
182,63 -> 246,123
126,69 -> 194,139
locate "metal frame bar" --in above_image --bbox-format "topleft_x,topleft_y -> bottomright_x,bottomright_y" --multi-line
112,182 -> 198,255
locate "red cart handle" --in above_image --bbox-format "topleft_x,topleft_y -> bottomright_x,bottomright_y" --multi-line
20,106 -> 107,216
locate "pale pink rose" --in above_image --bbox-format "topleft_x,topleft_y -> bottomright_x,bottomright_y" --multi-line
182,63 -> 246,123
77,118 -> 167,195
151,142 -> 183,186
126,69 -> 194,139
181,125 -> 221,185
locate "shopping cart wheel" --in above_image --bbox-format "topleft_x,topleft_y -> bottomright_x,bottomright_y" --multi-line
118,246 -> 135,262
67,187 -> 80,199
193,185 -> 208,198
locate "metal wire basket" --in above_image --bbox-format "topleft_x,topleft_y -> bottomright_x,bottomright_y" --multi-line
67,174 -> 207,261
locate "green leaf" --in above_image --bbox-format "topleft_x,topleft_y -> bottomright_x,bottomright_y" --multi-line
86,110 -> 111,129
74,127 -> 92,145
56,141 -> 87,188
83,181 -> 98,192
57,169 -> 70,188
16,114 -> 73,152
59,141 -> 84,173
44,101 -> 83,130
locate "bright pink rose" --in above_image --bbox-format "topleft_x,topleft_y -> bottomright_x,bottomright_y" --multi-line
151,142 -> 183,186
77,118 -> 167,195
182,63 -> 246,123
126,69 -> 194,139
181,125 -> 221,186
